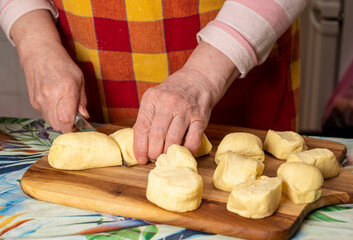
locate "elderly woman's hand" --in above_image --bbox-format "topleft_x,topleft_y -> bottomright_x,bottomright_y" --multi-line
133,68 -> 215,163
11,10 -> 88,133
133,41 -> 239,164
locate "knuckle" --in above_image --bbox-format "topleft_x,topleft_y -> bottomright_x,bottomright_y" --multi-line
57,113 -> 74,125
160,94 -> 181,109
134,118 -> 151,133
141,88 -> 154,101
39,86 -> 53,100
149,127 -> 164,140
167,134 -> 182,145
166,94 -> 180,105
58,79 -> 77,93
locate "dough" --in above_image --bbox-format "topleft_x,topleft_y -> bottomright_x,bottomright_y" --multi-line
194,132 -> 212,157
226,176 -> 282,219
277,162 -> 324,204
264,130 -> 307,160
48,132 -> 122,170
287,148 -> 340,179
146,166 -> 203,212
215,132 -> 265,164
213,151 -> 264,192
109,128 -> 137,166
155,144 -> 198,172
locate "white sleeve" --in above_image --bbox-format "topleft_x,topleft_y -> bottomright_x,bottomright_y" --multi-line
0,0 -> 58,46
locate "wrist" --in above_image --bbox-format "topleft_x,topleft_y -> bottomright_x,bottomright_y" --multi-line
11,9 -> 62,61
183,41 -> 240,104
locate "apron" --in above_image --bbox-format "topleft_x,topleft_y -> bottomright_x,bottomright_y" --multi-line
52,0 -> 300,131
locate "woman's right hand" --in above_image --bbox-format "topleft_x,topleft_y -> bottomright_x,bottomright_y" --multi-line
10,10 -> 88,133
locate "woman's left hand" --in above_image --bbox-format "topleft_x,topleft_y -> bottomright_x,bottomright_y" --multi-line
133,67 -> 216,164
133,41 -> 239,164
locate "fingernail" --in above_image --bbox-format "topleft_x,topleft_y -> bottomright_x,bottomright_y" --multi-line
79,106 -> 90,119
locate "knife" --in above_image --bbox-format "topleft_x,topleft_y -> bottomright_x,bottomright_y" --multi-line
74,112 -> 96,132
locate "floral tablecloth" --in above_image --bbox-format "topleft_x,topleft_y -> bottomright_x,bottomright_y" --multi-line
0,117 -> 353,240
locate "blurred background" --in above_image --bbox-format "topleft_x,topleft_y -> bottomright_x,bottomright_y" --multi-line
0,28 -> 41,119
0,0 -> 353,137
299,0 -> 353,137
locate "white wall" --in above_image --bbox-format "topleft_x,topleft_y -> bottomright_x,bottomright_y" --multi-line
0,29 -> 42,119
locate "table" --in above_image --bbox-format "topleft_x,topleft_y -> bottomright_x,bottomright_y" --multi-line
1,117 -> 353,240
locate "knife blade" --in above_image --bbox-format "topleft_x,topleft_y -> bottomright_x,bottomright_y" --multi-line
74,112 -> 96,132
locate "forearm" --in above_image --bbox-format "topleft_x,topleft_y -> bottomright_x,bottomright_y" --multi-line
10,9 -> 62,62
0,0 -> 58,45
198,0 -> 308,78
182,40 -> 240,107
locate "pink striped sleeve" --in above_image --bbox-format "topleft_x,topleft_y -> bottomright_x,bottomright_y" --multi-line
197,0 -> 308,78
0,0 -> 58,46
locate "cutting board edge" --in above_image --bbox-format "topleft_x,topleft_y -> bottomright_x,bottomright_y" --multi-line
20,164 -> 353,240
20,175 -> 297,240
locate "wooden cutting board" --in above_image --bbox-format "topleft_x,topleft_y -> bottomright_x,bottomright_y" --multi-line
21,124 -> 353,240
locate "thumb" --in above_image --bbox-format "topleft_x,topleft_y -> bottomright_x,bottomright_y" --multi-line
78,82 -> 89,119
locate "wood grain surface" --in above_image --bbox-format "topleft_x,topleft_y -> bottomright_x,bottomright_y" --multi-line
21,124 -> 353,240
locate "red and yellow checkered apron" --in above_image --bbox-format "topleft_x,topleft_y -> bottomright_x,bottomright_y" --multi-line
52,0 -> 300,131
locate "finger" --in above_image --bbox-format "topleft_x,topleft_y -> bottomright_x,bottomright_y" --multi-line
35,95 -> 61,131
184,120 -> 205,156
47,111 -> 61,131
148,110 -> 173,160
30,82 -> 61,130
57,95 -> 79,133
38,107 -> 58,131
78,81 -> 90,119
133,99 -> 155,164
78,104 -> 90,119
163,114 -> 189,153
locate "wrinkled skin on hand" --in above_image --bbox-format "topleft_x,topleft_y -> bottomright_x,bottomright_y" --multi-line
20,41 -> 88,133
11,10 -> 89,133
133,68 -> 219,164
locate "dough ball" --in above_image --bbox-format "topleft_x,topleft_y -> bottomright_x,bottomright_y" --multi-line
109,128 -> 138,166
213,151 -> 264,192
226,176 -> 282,219
287,148 -> 340,179
48,132 -> 122,170
194,132 -> 212,157
277,162 -> 324,204
155,144 -> 198,172
146,167 -> 203,212
264,130 -> 307,160
215,132 -> 265,164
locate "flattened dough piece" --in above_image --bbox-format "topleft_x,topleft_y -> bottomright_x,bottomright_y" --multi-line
155,144 -> 197,172
277,162 -> 323,204
227,176 -> 282,219
109,128 -> 137,166
195,132 -> 212,157
264,130 -> 307,160
215,132 -> 265,164
48,132 -> 122,170
287,148 -> 340,179
213,151 -> 264,192
146,167 -> 203,212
